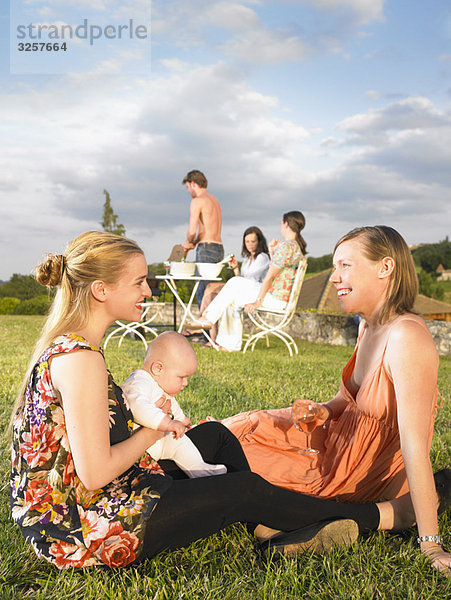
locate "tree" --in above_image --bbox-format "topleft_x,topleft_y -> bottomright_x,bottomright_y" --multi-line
0,274 -> 48,300
417,268 -> 445,300
100,189 -> 126,236
306,254 -> 333,274
412,239 -> 451,273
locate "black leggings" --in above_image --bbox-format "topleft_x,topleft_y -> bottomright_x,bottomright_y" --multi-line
137,422 -> 380,562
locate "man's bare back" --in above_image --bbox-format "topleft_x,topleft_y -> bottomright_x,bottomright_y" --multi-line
181,170 -> 224,306
184,183 -> 222,249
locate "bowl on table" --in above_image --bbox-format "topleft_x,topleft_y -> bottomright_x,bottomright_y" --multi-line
170,261 -> 196,277
196,262 -> 224,279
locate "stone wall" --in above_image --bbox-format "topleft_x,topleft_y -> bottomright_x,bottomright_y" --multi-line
426,319 -> 451,356
150,303 -> 451,356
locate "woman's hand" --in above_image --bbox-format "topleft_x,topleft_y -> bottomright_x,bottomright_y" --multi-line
228,255 -> 238,271
316,404 -> 332,426
244,299 -> 262,314
269,238 -> 279,255
422,544 -> 451,577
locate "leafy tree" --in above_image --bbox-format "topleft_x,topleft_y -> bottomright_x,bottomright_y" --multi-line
412,238 -> 451,273
417,268 -> 445,300
0,297 -> 20,314
13,295 -> 53,315
100,189 -> 126,236
306,254 -> 333,274
0,274 -> 48,300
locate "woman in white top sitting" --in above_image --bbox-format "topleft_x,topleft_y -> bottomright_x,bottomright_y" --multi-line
190,227 -> 270,346
234,226 -> 271,283
189,211 -> 306,351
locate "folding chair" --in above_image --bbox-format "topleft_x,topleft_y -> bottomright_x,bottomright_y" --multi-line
103,302 -> 166,350
242,257 -> 308,356
103,271 -> 167,351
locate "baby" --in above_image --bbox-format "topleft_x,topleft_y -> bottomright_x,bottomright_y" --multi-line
122,330 -> 226,478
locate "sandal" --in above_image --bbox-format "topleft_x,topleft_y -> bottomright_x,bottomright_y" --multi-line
180,329 -> 200,337
191,336 -> 208,344
259,519 -> 359,557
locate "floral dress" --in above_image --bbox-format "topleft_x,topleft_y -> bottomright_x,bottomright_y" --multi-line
10,334 -> 171,569
268,240 -> 302,302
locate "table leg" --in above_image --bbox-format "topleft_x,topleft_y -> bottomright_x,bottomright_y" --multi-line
164,279 -> 200,333
173,294 -> 177,331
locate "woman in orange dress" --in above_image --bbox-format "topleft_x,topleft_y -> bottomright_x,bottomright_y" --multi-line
222,225 -> 450,575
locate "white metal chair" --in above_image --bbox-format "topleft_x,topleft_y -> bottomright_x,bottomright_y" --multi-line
242,257 -> 308,356
103,302 -> 166,350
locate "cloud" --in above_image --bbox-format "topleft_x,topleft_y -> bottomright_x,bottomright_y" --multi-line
298,0 -> 385,24
223,28 -> 311,63
338,97 -> 451,133
0,61 -> 313,277
2,1 -> 449,280
152,0 -> 385,64
365,89 -> 381,100
201,2 -> 261,32
306,96 -> 451,250
281,0 -> 385,25
1,62 -> 450,279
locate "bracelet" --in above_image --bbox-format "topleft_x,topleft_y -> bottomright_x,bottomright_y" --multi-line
417,535 -> 442,545
168,413 -> 175,420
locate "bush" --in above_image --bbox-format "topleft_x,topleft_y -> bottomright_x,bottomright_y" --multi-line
0,297 -> 21,314
417,269 -> 445,300
0,273 -> 48,300
13,295 -> 52,315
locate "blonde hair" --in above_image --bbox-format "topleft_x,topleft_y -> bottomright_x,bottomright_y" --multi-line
334,225 -> 418,324
10,231 -> 144,432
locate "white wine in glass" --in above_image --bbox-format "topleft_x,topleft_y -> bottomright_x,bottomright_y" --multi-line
292,399 -> 320,454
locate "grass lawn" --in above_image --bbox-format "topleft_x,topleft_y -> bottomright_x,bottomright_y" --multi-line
1,315 -> 450,600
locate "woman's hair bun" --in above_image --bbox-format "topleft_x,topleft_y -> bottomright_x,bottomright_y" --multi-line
35,253 -> 65,287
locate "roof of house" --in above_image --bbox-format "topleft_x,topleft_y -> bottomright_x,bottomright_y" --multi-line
413,294 -> 451,315
297,269 -> 451,315
297,270 -> 340,312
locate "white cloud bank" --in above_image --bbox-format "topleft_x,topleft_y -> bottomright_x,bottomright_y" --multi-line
2,0 -> 449,280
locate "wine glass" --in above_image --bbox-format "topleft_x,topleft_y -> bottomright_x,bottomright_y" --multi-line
292,399 -> 320,454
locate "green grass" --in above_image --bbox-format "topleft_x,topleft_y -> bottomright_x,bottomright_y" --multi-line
1,316 -> 450,599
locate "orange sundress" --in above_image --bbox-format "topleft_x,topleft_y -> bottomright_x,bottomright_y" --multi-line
222,314 -> 439,502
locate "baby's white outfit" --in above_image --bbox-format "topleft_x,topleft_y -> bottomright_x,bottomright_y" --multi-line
122,369 -> 226,478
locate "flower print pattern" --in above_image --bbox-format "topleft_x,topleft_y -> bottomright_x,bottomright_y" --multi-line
268,240 -> 302,302
11,334 -> 171,569
20,422 -> 59,468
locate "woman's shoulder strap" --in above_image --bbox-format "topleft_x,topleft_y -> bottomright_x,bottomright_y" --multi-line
42,334 -> 102,361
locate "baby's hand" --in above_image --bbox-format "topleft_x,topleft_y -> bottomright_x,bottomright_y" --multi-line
169,419 -> 187,439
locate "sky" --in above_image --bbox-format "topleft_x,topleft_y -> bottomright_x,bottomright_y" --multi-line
1,0 -> 450,281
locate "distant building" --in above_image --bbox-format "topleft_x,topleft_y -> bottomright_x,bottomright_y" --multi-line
436,264 -> 451,282
298,270 -> 451,322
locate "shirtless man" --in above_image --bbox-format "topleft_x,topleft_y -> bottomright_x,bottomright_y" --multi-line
182,170 -> 224,306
